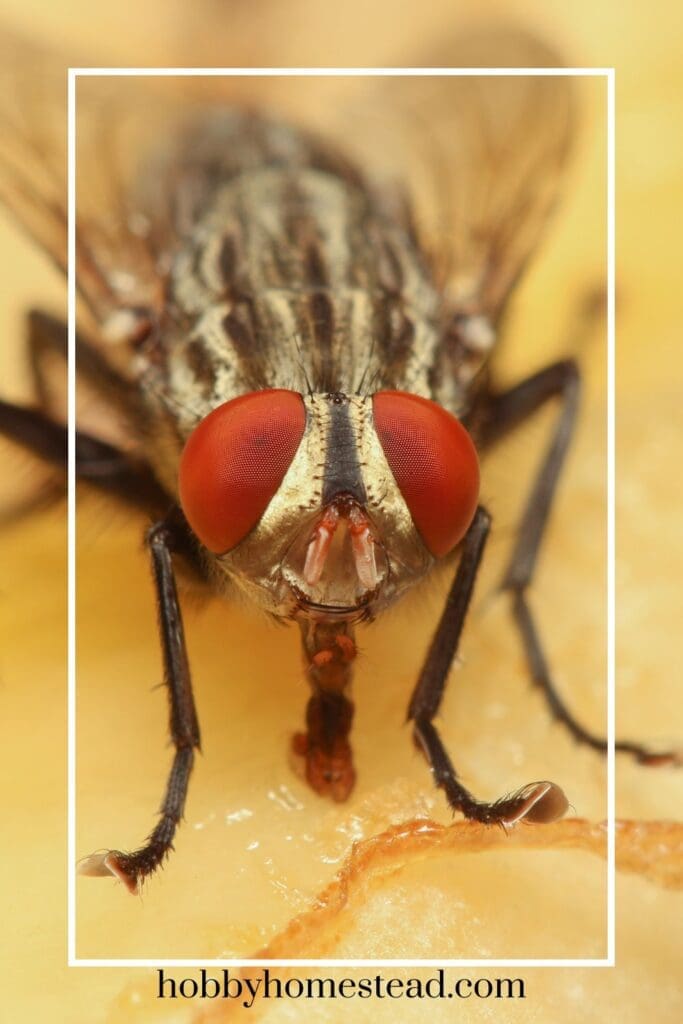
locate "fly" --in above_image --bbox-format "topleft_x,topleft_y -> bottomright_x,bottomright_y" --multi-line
0,30 -> 678,895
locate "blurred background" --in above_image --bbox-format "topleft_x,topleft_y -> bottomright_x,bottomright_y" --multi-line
0,0 -> 680,1021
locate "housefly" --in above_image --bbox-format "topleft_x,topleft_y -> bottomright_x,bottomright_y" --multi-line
0,30 -> 677,896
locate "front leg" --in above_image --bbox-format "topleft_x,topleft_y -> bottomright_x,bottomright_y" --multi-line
409,506 -> 569,825
79,508 -> 201,893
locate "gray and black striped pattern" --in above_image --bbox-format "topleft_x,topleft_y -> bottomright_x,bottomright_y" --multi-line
138,111 -> 473,450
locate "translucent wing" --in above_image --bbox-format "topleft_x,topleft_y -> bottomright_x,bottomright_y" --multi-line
335,29 -> 574,327
0,26 -> 572,350
0,32 -> 69,280
0,31 -> 153,328
0,30 -> 251,334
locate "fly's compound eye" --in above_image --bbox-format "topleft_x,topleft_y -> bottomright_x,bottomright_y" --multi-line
178,389 -> 306,554
372,390 -> 480,557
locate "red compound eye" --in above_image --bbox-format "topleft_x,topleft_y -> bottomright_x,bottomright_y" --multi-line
372,391 -> 479,557
179,389 -> 306,554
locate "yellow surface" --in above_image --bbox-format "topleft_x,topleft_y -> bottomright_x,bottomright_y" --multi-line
0,0 -> 681,1021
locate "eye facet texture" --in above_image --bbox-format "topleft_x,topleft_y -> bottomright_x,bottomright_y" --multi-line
179,389 -> 306,554
372,391 -> 480,557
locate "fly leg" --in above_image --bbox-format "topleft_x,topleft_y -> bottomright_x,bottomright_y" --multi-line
0,310 -> 71,520
0,397 -> 172,518
2,423 -> 203,893
4,314 -> 205,890
293,619 -> 357,801
1,310 -> 168,518
0,398 -> 74,523
25,308 -> 138,415
0,400 -> 68,466
481,358 -> 679,766
79,508 -> 202,893
409,506 -> 568,824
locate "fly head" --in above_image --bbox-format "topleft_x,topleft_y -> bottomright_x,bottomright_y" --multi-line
178,388 -> 480,623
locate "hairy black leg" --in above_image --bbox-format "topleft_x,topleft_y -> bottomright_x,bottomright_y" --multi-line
0,399 -> 64,528
79,509 -> 201,893
2,309 -> 167,515
2,403 -> 206,891
0,399 -> 68,465
408,506 -> 568,825
0,396 -> 172,519
25,309 -> 67,413
26,308 -> 138,414
0,398 -> 68,524
483,359 -> 678,767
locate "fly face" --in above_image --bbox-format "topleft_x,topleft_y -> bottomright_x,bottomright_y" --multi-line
178,388 -> 478,622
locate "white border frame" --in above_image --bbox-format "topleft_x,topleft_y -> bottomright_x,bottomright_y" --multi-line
67,65 -> 615,969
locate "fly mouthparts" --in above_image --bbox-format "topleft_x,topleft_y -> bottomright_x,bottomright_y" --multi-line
303,505 -> 340,586
348,513 -> 378,591
302,499 -> 379,592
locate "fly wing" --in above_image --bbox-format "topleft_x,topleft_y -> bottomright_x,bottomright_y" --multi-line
0,30 -> 217,334
0,26 -> 573,359
0,27 -> 289,334
0,29 -> 160,327
0,33 -> 197,468
336,29 -> 574,328
0,32 -> 70,283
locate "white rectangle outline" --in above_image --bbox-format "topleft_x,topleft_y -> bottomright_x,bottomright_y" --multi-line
67,65 -> 615,969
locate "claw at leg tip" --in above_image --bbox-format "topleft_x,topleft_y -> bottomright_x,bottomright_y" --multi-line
504,781 -> 569,825
77,850 -> 139,894
639,748 -> 682,768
